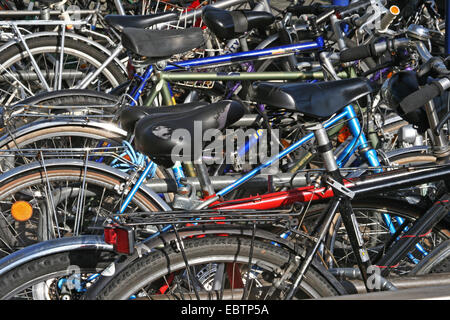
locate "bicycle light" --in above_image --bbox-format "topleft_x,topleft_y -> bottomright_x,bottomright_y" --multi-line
104,224 -> 135,255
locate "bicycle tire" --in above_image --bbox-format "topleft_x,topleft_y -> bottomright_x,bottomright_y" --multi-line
6,89 -> 120,129
16,89 -> 119,106
95,236 -> 341,300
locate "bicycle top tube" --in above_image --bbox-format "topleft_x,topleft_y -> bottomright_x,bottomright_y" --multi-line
163,38 -> 324,71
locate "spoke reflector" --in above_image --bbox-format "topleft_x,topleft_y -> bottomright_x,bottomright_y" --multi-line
11,201 -> 33,222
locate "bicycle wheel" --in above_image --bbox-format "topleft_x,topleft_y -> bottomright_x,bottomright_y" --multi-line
0,37 -> 126,105
0,122 -> 125,171
5,89 -> 120,130
0,161 -> 166,258
0,249 -> 116,300
303,198 -> 450,276
95,236 -> 341,300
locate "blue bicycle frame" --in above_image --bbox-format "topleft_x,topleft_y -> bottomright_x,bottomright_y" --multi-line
114,102 -> 427,261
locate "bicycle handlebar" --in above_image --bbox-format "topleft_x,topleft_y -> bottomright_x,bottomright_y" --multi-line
339,38 -> 410,62
286,3 -> 332,16
399,77 -> 450,114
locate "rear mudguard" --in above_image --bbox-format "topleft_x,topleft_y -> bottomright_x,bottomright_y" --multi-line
0,235 -> 113,277
0,118 -> 127,147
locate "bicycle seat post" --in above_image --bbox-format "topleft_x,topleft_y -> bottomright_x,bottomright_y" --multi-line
310,123 -> 340,179
193,159 -> 215,198
286,123 -> 344,299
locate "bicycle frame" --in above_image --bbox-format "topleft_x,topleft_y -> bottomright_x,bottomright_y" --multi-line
112,97 -> 430,262
106,162 -> 450,297
127,37 -> 327,105
114,103 -> 379,217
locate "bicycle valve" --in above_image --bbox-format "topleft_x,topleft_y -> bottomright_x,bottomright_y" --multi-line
379,5 -> 400,32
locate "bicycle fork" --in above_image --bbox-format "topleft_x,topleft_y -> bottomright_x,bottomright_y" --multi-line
286,123 -> 375,299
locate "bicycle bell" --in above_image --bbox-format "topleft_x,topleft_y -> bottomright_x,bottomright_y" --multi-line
407,24 -> 431,41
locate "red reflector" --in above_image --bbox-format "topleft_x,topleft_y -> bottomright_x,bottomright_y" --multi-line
104,225 -> 117,245
104,225 -> 135,255
126,60 -> 136,80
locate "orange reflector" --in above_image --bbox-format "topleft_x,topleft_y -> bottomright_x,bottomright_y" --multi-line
280,139 -> 291,149
11,201 -> 33,222
390,5 -> 400,16
338,126 -> 351,143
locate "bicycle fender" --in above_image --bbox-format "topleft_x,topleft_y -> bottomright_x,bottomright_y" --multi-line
0,235 -> 113,277
0,119 -> 127,147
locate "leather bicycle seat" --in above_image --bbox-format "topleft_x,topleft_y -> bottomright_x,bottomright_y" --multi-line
252,78 -> 373,119
105,13 -> 178,32
119,102 -> 209,134
202,6 -> 275,40
134,100 -> 246,167
121,27 -> 205,59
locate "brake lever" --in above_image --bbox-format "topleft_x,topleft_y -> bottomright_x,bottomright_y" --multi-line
424,0 -> 441,19
417,57 -> 450,81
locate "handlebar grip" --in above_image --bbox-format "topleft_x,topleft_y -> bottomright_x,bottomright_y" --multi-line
340,44 -> 374,62
340,38 -> 410,63
399,83 -> 442,114
286,4 -> 327,16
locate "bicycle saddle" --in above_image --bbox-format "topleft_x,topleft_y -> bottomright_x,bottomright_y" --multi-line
252,78 -> 373,119
119,101 -> 209,134
202,6 -> 275,40
105,13 -> 178,32
134,100 -> 246,167
122,27 -> 205,59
